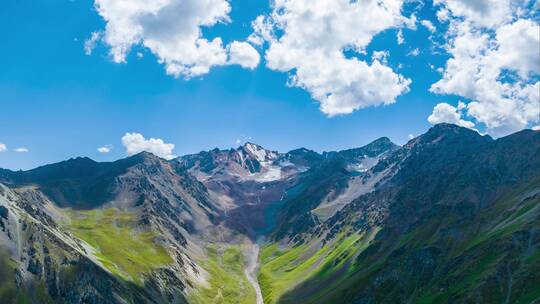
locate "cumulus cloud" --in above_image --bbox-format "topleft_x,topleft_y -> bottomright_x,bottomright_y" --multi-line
91,0 -> 258,78
251,0 -> 412,116
0,143 -> 6,152
247,16 -> 274,46
430,0 -> 540,136
97,145 -> 112,153
428,102 -> 475,128
14,148 -> 29,153
121,132 -> 176,160
433,0 -> 511,27
227,41 -> 260,69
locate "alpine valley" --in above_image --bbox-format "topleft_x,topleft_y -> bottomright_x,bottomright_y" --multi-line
0,123 -> 539,304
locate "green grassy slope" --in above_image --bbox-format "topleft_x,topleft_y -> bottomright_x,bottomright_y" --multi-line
64,208 -> 257,303
63,208 -> 172,285
258,228 -> 379,304
304,182 -> 540,303
189,244 -> 256,304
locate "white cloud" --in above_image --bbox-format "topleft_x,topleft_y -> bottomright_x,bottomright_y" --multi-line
97,145 -> 112,153
91,0 -> 258,78
121,132 -> 176,160
436,7 -> 450,22
433,0 -> 511,27
408,134 -> 415,140
252,0 -> 412,116
532,125 -> 540,131
430,0 -> 540,136
248,16 -> 274,46
84,31 -> 101,55
421,19 -> 436,32
227,41 -> 260,69
0,143 -> 6,152
14,148 -> 29,153
493,20 -> 540,78
428,102 -> 475,128
407,48 -> 420,56
372,50 -> 390,64
396,29 -> 405,44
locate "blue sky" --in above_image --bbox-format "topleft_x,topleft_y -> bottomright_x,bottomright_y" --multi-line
0,0 -> 538,170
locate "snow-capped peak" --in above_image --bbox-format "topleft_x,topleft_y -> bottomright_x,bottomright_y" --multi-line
242,142 -> 279,162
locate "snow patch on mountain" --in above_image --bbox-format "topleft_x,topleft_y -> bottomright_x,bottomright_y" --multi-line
253,164 -> 282,182
312,151 -> 394,221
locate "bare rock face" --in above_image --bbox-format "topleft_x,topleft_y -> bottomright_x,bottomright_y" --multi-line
0,184 -> 176,304
0,154 -> 201,303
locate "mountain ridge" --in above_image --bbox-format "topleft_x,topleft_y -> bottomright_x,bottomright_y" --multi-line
0,124 -> 538,304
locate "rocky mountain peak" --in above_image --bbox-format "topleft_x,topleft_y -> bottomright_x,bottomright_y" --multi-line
406,123 -> 492,152
360,137 -> 399,155
331,137 -> 400,163
239,142 -> 279,163
242,142 -> 263,151
126,151 -> 166,165
426,123 -> 489,140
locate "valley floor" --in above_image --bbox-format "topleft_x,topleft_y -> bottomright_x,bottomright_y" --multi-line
244,239 -> 264,304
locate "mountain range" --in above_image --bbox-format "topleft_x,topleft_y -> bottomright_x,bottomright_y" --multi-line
0,123 -> 538,304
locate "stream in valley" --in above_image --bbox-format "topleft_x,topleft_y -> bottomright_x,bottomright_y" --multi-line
244,238 -> 264,304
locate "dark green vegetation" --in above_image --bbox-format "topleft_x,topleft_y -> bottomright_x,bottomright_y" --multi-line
0,124 -> 538,303
304,182 -> 540,304
270,125 -> 540,303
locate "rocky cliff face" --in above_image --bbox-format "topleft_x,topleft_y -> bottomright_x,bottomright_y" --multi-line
0,124 -> 538,304
0,184 -> 180,303
0,152 -> 215,303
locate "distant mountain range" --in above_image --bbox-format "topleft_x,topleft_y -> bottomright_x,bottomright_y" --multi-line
0,123 -> 538,303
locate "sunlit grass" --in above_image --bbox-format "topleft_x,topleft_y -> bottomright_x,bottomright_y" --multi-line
259,229 -> 378,304
63,208 -> 172,285
189,244 -> 256,304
